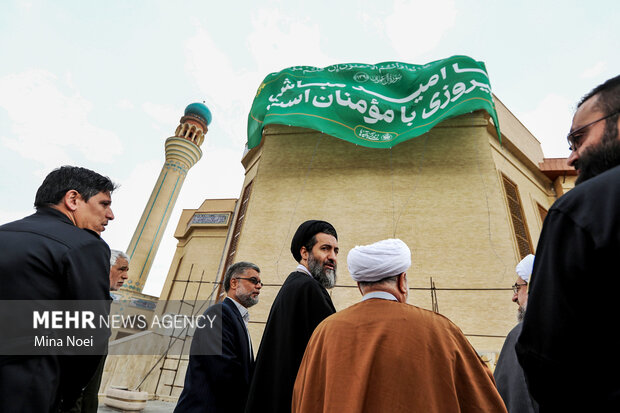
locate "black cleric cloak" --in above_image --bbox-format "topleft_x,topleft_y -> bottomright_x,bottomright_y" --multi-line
516,164 -> 620,410
244,271 -> 335,413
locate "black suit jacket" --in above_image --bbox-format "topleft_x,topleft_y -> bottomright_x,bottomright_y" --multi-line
175,297 -> 253,413
0,207 -> 111,413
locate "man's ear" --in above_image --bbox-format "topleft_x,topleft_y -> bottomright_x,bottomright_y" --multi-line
300,246 -> 309,262
229,277 -> 238,291
63,190 -> 80,212
399,272 -> 408,294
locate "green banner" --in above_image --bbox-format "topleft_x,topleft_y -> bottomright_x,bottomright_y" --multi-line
247,55 -> 500,149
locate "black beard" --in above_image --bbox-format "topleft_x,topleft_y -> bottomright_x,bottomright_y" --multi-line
307,253 -> 337,289
575,137 -> 620,185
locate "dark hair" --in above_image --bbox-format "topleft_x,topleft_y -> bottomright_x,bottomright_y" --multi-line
223,261 -> 260,292
302,227 -> 338,257
579,75 -> 620,147
578,75 -> 620,112
358,275 -> 399,289
34,166 -> 117,209
291,220 -> 338,262
580,75 -> 620,125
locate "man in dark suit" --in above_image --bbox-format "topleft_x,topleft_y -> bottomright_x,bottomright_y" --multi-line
0,166 -> 116,413
175,262 -> 262,413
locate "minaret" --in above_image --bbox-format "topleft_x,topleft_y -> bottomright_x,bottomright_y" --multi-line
123,103 -> 212,293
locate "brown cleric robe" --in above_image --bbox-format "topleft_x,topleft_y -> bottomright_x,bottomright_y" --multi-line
292,298 -> 507,413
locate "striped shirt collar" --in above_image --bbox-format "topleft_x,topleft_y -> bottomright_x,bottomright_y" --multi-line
226,296 -> 249,322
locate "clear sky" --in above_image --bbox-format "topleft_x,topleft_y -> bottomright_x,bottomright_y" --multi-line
1,0 -> 617,296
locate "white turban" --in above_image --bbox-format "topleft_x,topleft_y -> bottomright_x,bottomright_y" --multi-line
348,239 -> 411,282
516,254 -> 535,282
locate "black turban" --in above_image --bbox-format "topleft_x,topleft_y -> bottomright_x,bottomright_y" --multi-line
290,220 -> 338,262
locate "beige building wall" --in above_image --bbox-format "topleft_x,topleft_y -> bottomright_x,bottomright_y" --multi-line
108,293 -> 157,341
555,174 -> 577,195
224,105 -> 561,354
156,198 -> 237,307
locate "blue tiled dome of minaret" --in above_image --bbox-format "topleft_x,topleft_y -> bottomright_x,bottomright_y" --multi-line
184,102 -> 212,126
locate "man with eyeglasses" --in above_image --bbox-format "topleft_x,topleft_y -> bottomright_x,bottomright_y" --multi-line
175,262 -> 262,413
516,75 -> 620,411
494,254 -> 538,413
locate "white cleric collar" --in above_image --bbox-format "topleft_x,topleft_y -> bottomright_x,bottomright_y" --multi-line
362,291 -> 398,302
296,264 -> 312,277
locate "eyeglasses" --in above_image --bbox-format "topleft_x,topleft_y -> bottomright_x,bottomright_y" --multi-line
567,109 -> 620,152
512,283 -> 527,294
236,277 -> 263,286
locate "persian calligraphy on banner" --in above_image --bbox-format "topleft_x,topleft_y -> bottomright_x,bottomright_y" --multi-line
247,55 -> 501,149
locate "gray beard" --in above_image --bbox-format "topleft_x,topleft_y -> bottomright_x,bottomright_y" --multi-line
308,253 -> 337,289
236,292 -> 258,308
517,305 -> 526,322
